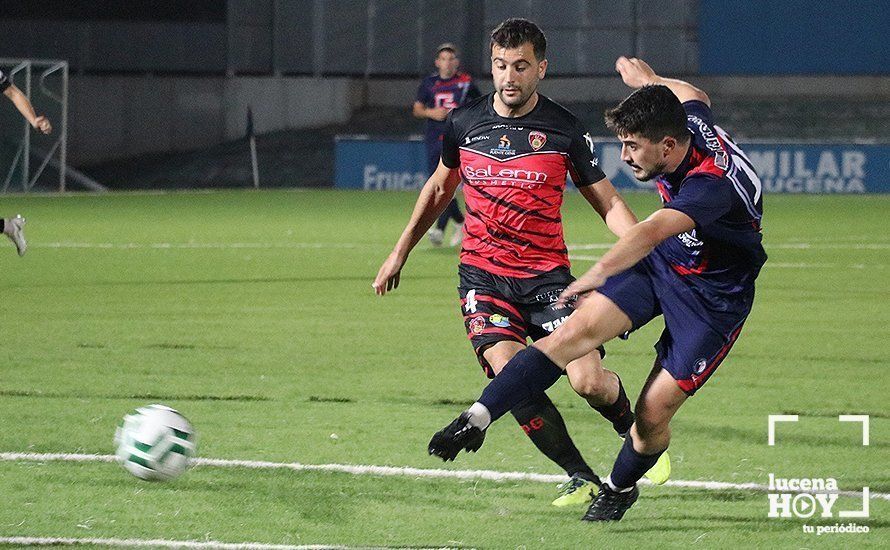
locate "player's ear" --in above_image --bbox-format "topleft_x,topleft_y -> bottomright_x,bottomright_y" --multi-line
662,136 -> 677,157
538,58 -> 548,79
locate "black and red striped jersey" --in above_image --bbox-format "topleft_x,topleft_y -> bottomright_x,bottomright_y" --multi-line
441,93 -> 606,278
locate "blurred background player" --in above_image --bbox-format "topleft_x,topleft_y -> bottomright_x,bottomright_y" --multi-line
413,43 -> 480,247
0,68 -> 52,256
379,19 -> 662,508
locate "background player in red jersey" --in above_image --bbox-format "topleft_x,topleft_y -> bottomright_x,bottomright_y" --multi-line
376,19 -> 665,507
413,43 -> 480,247
0,68 -> 51,256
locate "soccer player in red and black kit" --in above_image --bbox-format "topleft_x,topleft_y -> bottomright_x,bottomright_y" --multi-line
0,68 -> 52,256
430,57 -> 766,522
375,19 -> 667,507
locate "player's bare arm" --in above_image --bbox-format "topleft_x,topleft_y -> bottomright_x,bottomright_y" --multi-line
373,161 -> 461,295
615,56 -> 710,106
560,208 -> 695,300
412,101 -> 449,122
578,179 -> 638,238
3,84 -> 52,134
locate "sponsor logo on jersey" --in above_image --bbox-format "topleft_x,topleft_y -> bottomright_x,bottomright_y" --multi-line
464,134 -> 489,145
676,229 -> 704,248
469,316 -> 486,335
490,134 -> 516,156
463,165 -> 548,183
528,131 -> 547,151
489,314 -> 510,328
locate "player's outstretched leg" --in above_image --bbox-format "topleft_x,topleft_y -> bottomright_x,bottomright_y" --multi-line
583,366 -> 686,521
482,341 -> 601,506
2,215 -> 27,256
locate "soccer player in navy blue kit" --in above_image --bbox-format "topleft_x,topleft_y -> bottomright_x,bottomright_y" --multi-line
429,56 -> 766,522
0,69 -> 51,256
413,43 -> 480,247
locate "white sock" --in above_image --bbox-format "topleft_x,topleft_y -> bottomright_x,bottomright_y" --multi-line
466,402 -> 492,430
604,475 -> 635,493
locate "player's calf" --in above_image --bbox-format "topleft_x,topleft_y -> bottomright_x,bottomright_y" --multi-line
567,361 -> 634,436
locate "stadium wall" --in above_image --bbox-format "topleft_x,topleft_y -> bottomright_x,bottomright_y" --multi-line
66,76 -> 354,164
363,75 -> 890,107
61,73 -> 889,165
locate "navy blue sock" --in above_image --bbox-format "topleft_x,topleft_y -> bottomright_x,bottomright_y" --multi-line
608,434 -> 665,489
478,346 -> 563,421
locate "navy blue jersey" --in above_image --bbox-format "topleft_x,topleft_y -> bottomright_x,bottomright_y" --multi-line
0,70 -> 10,93
416,71 -> 480,143
653,100 -> 766,293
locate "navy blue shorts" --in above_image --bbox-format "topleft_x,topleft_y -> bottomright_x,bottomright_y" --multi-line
426,139 -> 443,174
597,252 -> 753,395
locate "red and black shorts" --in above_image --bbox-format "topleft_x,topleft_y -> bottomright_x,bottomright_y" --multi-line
458,263 -> 604,378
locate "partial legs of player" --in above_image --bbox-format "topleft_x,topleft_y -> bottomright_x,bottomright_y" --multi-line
583,364 -> 685,521
429,198 -> 464,247
481,340 -> 602,507
2,214 -> 27,256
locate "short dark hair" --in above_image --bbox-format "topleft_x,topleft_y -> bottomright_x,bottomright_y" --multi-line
605,85 -> 690,142
490,18 -> 546,61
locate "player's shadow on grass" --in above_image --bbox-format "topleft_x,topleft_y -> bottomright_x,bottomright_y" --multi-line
646,489 -> 759,503
682,421 -> 890,449
0,389 -> 268,401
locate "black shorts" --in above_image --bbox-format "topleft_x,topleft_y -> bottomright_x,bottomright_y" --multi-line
457,263 -> 604,378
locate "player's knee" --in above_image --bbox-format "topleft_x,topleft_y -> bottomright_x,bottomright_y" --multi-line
569,364 -> 610,400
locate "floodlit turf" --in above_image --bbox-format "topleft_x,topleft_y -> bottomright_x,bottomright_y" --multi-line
0,189 -> 887,548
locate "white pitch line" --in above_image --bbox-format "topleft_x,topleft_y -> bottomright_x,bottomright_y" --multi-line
0,537 -> 360,550
1,451 -> 887,501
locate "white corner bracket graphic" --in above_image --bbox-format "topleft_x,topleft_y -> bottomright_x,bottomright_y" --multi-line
838,415 -> 870,446
768,414 -> 799,446
839,487 -> 871,518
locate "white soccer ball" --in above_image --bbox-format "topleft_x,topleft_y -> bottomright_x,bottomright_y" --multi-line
114,404 -> 197,481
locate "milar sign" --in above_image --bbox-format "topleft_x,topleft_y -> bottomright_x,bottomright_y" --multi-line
336,137 -> 890,194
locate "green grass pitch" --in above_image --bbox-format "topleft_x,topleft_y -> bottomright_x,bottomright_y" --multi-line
0,189 -> 887,548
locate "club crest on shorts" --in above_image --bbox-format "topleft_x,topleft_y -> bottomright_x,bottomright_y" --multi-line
469,316 -> 486,335
694,358 -> 708,374
528,131 -> 547,151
